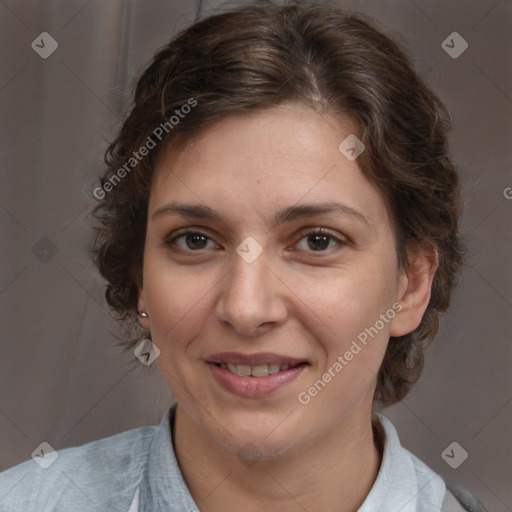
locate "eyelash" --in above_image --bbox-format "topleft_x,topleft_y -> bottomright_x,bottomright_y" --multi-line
164,227 -> 347,255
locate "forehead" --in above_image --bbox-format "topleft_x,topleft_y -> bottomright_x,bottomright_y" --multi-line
150,104 -> 389,230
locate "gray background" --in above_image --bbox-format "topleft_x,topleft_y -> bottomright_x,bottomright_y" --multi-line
0,0 -> 510,509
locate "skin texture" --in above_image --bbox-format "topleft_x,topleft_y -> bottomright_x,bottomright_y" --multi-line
137,103 -> 438,511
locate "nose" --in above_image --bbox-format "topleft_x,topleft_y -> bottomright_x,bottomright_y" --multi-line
215,248 -> 288,337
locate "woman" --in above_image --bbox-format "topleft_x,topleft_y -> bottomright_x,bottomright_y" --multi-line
0,2 -> 488,511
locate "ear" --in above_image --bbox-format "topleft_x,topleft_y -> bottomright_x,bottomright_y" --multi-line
137,287 -> 150,329
389,244 -> 438,337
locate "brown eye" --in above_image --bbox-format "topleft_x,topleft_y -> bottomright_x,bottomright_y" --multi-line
309,234 -> 331,251
295,229 -> 345,253
165,230 -> 216,251
183,232 -> 209,250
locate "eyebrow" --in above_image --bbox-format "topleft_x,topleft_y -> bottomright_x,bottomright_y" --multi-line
153,201 -> 369,227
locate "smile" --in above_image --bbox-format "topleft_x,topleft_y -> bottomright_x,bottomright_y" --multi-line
213,362 -> 306,377
207,360 -> 309,398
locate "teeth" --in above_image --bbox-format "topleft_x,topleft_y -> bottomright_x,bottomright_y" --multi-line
220,363 -> 296,377
268,363 -> 281,374
251,365 -> 269,377
237,364 -> 252,377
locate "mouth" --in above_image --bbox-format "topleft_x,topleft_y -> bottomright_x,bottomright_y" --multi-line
205,352 -> 310,398
209,361 -> 309,378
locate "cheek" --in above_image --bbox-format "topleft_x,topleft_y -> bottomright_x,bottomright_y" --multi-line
143,261 -> 213,352
287,262 -> 396,405
288,262 -> 396,346
294,281 -> 392,415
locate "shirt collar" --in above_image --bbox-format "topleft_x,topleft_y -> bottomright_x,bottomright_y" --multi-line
358,412 -> 446,511
139,402 -> 197,512
138,405 -> 446,512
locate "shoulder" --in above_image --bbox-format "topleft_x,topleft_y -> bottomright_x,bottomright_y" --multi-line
442,480 -> 489,512
0,423 -> 158,512
373,413 -> 488,512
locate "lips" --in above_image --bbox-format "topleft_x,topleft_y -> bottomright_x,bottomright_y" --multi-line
206,352 -> 310,398
207,362 -> 307,398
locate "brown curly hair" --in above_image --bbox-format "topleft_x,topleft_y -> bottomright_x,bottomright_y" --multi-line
91,1 -> 465,406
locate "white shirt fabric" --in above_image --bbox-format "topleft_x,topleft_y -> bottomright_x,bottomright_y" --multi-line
0,402 -> 450,511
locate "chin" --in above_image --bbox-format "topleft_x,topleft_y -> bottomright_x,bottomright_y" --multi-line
209,412 -> 307,461
219,432 -> 298,463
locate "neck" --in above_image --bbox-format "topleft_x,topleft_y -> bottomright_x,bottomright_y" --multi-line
172,404 -> 383,512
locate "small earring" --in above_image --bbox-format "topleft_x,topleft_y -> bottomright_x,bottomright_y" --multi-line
138,311 -> 149,318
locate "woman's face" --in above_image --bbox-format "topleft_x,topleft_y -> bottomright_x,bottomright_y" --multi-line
138,103 -> 418,459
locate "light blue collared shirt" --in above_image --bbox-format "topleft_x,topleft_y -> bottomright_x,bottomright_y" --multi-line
0,402 -> 458,511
